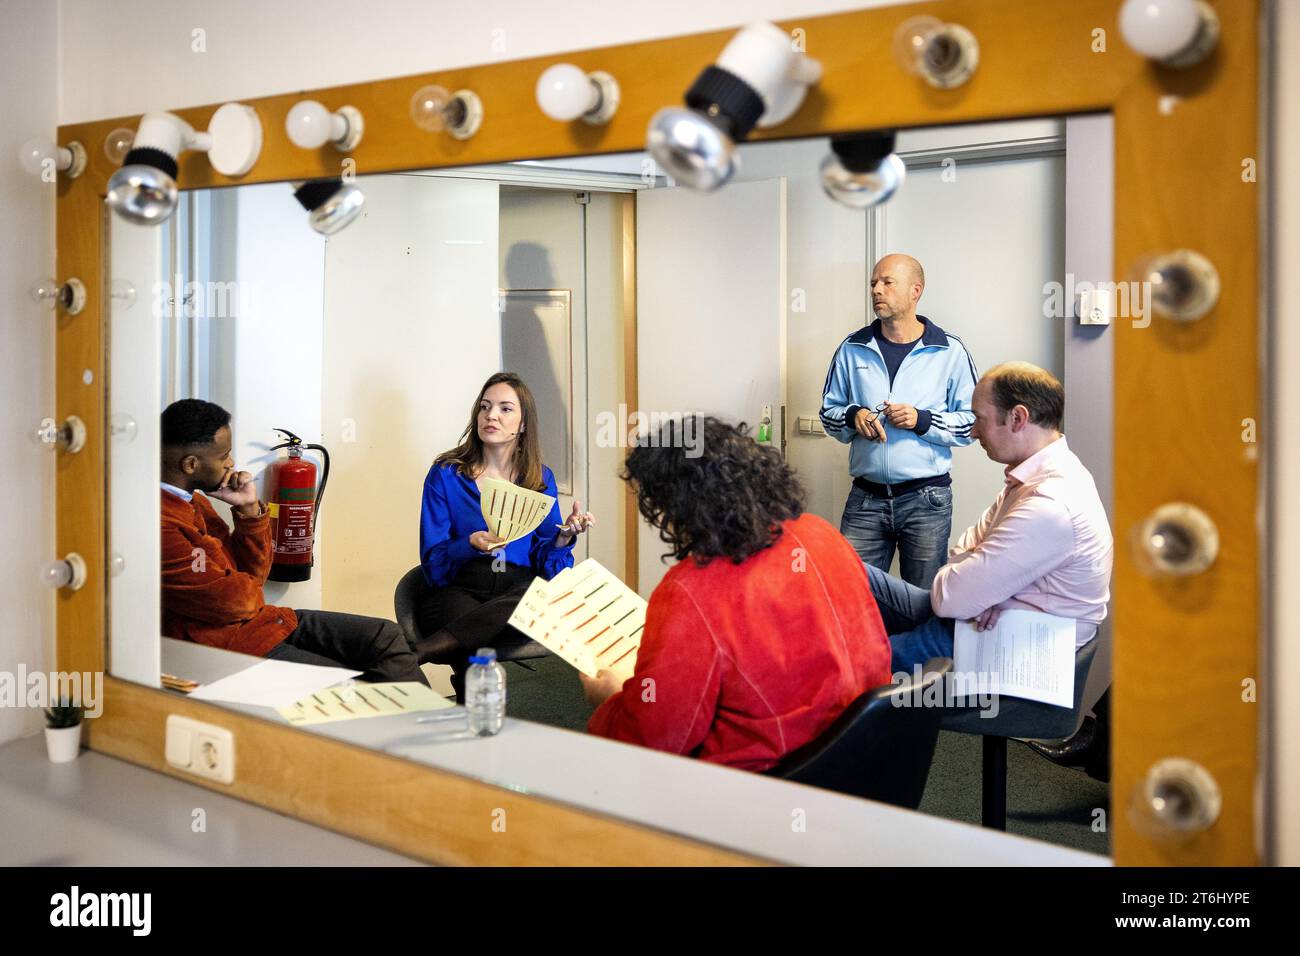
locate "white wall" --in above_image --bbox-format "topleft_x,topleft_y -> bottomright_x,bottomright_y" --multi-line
56,0 -> 897,124
321,174 -> 500,620
0,0 -> 57,745
224,183 -> 326,610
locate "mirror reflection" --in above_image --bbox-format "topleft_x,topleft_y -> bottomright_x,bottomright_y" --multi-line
108,116 -> 1114,857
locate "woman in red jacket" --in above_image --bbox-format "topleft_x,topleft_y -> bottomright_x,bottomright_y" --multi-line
583,416 -> 893,772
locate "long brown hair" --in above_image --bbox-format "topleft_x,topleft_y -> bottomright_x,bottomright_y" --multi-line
434,371 -> 547,491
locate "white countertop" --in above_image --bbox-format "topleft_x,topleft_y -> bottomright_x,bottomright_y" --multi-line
159,638 -> 1108,867
0,733 -> 420,866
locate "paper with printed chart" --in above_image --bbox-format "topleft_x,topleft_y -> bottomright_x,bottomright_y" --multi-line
276,681 -> 455,726
478,475 -> 556,545
507,559 -> 644,682
953,609 -> 1076,708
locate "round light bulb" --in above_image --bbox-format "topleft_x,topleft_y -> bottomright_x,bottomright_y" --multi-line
110,278 -> 137,309
104,127 -> 135,164
30,417 -> 58,448
106,163 -> 180,224
42,560 -> 73,589
110,413 -> 139,443
646,107 -> 738,192
29,277 -> 59,308
1119,0 -> 1201,59
286,99 -> 334,149
820,152 -> 907,209
18,138 -> 58,176
892,16 -> 943,76
536,64 -> 598,122
410,85 -> 451,133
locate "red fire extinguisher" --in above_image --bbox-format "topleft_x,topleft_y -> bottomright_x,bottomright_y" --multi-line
267,428 -> 331,583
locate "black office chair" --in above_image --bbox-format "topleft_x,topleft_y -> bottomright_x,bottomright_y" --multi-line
392,566 -> 549,669
939,638 -> 1100,830
764,657 -> 953,810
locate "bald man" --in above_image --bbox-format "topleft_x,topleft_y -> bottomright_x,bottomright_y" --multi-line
821,254 -> 978,588
861,363 -> 1113,673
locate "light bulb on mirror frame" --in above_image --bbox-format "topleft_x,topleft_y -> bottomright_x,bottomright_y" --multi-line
30,415 -> 87,454
18,138 -> 86,180
293,178 -> 366,235
29,277 -> 86,315
1133,501 -> 1219,577
285,99 -> 364,151
42,553 -> 88,592
106,104 -> 263,226
535,64 -> 620,124
409,85 -> 484,140
820,132 -> 907,209
109,413 -> 139,443
892,15 -> 980,89
110,278 -> 137,310
1135,249 -> 1220,323
646,21 -> 821,193
1119,0 -> 1220,68
104,127 -> 135,165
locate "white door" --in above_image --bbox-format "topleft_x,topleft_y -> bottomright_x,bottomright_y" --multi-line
635,178 -> 787,596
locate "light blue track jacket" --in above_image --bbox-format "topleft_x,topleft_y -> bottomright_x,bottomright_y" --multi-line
820,316 -> 978,484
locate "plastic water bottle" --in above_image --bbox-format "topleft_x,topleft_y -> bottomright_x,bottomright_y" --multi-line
465,647 -> 506,736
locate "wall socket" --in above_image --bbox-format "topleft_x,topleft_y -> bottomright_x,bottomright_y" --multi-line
165,715 -> 235,785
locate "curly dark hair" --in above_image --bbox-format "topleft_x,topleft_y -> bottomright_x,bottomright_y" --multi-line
622,415 -> 805,565
161,398 -> 231,448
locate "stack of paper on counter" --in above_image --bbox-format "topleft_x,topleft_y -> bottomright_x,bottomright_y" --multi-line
277,681 -> 454,726
478,475 -> 556,544
508,559 -> 644,683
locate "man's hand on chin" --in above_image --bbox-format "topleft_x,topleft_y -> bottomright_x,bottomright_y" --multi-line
210,469 -> 262,517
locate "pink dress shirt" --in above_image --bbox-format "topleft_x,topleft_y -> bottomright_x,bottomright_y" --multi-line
931,436 -> 1113,646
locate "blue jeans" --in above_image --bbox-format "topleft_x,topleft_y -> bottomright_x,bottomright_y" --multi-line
839,482 -> 952,589
862,561 -> 955,675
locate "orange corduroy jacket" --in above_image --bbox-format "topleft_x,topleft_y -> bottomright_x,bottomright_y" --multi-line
161,489 -> 296,656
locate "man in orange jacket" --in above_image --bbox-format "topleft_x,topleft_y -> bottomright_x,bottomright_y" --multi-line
161,399 -> 422,683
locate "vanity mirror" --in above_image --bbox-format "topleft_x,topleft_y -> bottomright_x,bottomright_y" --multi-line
55,0 -> 1264,866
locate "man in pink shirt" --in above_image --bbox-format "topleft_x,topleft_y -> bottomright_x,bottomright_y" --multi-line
864,362 -> 1113,673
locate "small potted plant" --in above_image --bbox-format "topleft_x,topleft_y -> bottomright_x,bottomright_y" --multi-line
44,700 -> 83,763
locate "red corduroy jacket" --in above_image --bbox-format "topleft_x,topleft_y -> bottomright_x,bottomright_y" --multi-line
588,512 -> 892,772
161,490 -> 296,656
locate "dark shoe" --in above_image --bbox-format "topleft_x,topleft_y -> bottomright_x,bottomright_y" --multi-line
1026,717 -> 1096,767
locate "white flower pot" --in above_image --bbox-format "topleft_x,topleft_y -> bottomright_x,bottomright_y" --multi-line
44,724 -> 82,763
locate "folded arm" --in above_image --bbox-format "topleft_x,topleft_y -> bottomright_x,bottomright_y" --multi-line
931,495 -> 1073,620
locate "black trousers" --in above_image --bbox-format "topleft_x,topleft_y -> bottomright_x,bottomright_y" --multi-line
266,609 -> 421,684
415,558 -> 536,653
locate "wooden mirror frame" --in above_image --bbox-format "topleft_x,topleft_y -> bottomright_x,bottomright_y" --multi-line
55,0 -> 1263,865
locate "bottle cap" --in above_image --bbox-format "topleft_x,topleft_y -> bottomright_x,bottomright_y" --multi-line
469,647 -> 498,665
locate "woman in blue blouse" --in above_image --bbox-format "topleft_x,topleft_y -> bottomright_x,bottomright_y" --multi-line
415,371 -> 594,694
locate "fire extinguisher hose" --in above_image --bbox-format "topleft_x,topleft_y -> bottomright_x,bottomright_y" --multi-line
303,443 -> 331,518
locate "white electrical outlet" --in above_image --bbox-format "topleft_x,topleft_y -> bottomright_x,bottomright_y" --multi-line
165,715 -> 235,785
1077,288 -> 1112,326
